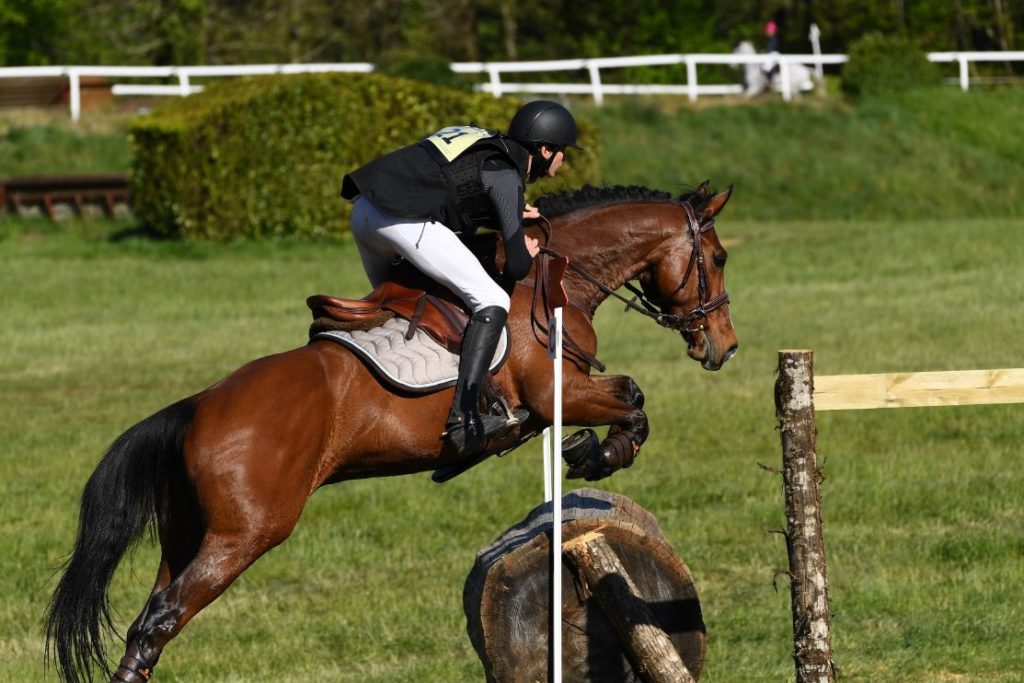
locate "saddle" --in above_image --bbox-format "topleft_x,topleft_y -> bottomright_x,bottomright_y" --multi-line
308,281 -> 470,354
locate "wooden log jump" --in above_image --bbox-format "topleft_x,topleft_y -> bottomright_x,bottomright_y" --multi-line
563,531 -> 695,683
464,488 -> 705,682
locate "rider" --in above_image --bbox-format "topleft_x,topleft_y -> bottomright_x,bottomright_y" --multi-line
763,20 -> 780,77
340,100 -> 581,458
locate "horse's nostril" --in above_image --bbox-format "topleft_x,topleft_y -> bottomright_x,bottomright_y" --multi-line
724,344 -> 739,362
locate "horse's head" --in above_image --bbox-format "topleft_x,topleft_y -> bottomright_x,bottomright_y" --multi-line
639,185 -> 738,371
733,40 -> 756,55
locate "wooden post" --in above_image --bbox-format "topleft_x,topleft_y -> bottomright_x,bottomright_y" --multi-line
563,531 -> 695,683
775,350 -> 835,683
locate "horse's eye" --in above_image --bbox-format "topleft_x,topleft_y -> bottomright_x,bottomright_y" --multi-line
713,253 -> 727,268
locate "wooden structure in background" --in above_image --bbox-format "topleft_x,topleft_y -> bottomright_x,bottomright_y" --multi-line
0,174 -> 130,219
0,76 -> 111,110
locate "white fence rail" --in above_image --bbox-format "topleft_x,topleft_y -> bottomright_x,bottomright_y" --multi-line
0,63 -> 373,121
927,51 -> 1024,92
451,53 -> 852,104
1,51 -> 1022,121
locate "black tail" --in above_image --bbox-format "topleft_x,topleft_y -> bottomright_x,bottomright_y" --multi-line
45,399 -> 196,683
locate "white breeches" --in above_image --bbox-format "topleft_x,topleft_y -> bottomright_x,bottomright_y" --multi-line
349,196 -> 511,314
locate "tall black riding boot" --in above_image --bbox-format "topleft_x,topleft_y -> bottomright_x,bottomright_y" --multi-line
444,305 -> 518,458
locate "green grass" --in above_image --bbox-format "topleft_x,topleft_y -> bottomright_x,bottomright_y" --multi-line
2,209 -> 1023,681
0,108 -> 133,176
2,90 -> 1023,681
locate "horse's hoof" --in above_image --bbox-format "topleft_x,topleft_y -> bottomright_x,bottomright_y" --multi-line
112,654 -> 154,682
562,428 -> 600,469
566,431 -> 638,481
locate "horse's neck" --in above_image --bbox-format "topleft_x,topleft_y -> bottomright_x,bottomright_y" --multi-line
548,204 -> 671,316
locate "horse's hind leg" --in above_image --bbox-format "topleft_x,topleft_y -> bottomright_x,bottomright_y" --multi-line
126,477 -> 204,649
113,346 -> 329,681
112,480 -> 306,682
113,521 -> 298,682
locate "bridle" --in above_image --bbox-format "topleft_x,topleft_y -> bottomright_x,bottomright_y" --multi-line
537,200 -> 729,335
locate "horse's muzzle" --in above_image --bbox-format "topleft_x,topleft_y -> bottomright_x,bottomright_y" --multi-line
685,330 -> 738,371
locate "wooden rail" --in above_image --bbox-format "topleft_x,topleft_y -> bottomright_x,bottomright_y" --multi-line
814,368 -> 1024,411
0,174 -> 130,219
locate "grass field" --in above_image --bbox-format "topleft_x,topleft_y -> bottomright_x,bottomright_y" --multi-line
2,88 -> 1023,681
2,208 -> 1023,681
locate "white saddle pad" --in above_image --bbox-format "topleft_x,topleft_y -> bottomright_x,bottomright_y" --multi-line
313,317 -> 508,393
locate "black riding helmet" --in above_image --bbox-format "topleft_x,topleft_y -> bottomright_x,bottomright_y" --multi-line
507,100 -> 582,181
508,100 -> 583,151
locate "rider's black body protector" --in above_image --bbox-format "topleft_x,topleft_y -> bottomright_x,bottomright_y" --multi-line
340,132 -> 533,283
443,305 -> 516,458
341,133 -> 528,235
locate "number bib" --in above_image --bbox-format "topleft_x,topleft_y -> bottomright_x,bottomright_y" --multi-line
424,126 -> 495,162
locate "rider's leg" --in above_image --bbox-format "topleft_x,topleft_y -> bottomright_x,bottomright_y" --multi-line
350,198 -> 510,312
349,196 -> 400,287
345,200 -> 517,455
442,305 -> 523,456
369,223 -> 518,455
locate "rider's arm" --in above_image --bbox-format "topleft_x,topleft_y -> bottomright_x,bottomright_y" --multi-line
481,166 -> 533,283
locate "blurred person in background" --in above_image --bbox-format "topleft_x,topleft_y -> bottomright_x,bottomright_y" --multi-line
763,19 -> 781,78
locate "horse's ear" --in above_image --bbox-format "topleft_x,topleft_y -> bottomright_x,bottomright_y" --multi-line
696,179 -> 711,200
698,184 -> 733,222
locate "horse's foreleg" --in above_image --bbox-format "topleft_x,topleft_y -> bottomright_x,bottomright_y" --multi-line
589,374 -> 645,409
557,374 -> 650,481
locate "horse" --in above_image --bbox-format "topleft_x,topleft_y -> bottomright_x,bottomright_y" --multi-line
46,182 -> 738,683
733,40 -> 815,98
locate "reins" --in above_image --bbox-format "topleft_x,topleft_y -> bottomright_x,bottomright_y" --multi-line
533,201 -> 729,336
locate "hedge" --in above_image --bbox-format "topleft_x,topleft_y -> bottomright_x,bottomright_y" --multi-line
129,73 -> 602,241
841,33 -> 942,98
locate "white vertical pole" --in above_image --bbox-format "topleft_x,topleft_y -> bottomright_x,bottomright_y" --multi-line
68,68 -> 81,122
958,55 -> 970,91
685,57 -> 698,102
809,23 -> 824,80
550,306 -> 564,683
543,258 -> 567,683
780,59 -> 793,101
488,65 -> 503,98
178,70 -> 191,97
543,427 -> 553,503
587,61 -> 604,106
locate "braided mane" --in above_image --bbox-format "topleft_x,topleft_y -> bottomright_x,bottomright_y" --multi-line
535,184 -> 701,219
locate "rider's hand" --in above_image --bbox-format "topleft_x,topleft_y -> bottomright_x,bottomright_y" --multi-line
523,203 -> 540,220
525,235 -> 540,258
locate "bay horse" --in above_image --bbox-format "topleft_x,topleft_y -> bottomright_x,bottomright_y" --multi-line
46,183 -> 737,683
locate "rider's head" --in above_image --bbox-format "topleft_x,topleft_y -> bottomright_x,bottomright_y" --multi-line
508,100 -> 581,182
